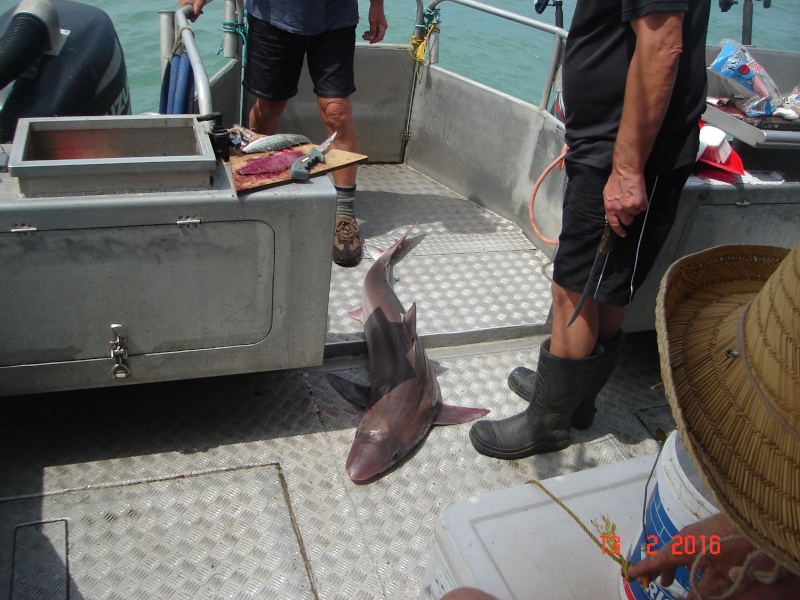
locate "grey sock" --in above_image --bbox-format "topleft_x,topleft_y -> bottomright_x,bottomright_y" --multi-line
335,185 -> 356,217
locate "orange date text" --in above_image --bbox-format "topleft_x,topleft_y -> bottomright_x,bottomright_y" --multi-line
645,534 -> 722,555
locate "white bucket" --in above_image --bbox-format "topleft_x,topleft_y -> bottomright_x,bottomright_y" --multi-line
620,431 -> 718,600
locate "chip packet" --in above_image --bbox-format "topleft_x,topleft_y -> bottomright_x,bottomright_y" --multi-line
708,39 -> 782,117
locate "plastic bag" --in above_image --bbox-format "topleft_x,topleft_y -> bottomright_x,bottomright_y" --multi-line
777,85 -> 800,120
708,39 -> 782,117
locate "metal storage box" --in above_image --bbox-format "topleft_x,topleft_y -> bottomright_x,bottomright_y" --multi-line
0,116 -> 336,396
8,115 -> 218,195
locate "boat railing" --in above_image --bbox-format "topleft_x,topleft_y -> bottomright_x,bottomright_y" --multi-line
161,0 -> 567,121
158,0 -> 233,116
415,0 -> 568,110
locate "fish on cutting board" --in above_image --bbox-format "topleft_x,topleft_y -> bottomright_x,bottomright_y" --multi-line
235,148 -> 306,176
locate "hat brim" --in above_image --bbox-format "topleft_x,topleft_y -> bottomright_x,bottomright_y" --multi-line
656,244 -> 799,575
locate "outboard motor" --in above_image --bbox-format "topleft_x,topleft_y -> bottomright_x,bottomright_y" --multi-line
0,0 -> 130,142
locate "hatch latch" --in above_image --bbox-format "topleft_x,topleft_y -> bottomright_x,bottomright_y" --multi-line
109,324 -> 132,379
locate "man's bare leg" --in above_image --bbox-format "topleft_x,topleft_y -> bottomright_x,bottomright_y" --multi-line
248,97 -> 288,135
318,96 -> 362,266
549,281 -> 625,359
317,96 -> 358,188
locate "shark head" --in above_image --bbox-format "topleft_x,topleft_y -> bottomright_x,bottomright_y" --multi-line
345,416 -> 405,482
345,376 -> 436,482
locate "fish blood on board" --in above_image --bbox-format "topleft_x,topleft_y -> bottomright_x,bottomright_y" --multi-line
236,149 -> 305,176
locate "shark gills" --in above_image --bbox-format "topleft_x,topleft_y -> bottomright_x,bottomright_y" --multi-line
327,224 -> 489,482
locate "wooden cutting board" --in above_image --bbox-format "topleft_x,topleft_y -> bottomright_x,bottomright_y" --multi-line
230,143 -> 367,193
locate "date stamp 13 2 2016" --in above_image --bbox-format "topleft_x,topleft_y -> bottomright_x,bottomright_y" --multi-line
601,534 -> 722,556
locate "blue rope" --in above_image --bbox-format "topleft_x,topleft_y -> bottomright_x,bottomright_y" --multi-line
216,18 -> 248,65
422,6 -> 441,28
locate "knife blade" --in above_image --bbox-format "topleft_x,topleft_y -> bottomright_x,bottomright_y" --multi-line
290,131 -> 337,181
566,223 -> 617,327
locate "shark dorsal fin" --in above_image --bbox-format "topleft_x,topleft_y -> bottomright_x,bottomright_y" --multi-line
404,302 -> 418,333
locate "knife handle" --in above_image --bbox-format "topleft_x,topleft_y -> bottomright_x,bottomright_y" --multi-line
290,148 -> 325,181
598,223 -> 616,253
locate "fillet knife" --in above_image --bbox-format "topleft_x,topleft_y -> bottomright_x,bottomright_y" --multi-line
566,223 -> 617,327
290,131 -> 337,181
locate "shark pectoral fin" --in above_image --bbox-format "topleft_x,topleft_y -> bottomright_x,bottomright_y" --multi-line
325,373 -> 372,409
347,308 -> 365,323
433,404 -> 490,425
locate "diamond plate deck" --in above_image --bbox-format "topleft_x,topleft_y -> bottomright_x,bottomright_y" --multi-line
326,165 -> 553,346
0,165 -> 671,599
3,467 -> 315,600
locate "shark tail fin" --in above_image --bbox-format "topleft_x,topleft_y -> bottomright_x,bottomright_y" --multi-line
367,223 -> 426,263
390,223 -> 425,264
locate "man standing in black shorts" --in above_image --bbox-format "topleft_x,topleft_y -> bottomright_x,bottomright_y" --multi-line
470,0 -> 712,459
181,0 -> 387,267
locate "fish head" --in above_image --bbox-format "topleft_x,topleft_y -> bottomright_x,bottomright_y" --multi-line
345,378 -> 436,482
345,417 -> 405,482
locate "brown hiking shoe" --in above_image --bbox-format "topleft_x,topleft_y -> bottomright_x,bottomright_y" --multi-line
332,215 -> 362,267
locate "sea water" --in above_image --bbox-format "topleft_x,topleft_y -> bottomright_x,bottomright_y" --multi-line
81,0 -> 800,115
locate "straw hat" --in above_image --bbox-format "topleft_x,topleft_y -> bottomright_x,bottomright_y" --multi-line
656,242 -> 800,575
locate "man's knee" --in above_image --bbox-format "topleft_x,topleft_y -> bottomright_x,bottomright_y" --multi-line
317,97 -> 353,128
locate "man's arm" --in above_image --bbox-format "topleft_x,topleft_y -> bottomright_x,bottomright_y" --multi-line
603,11 -> 684,237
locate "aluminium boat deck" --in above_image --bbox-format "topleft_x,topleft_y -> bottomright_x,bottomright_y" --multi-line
0,164 -> 670,599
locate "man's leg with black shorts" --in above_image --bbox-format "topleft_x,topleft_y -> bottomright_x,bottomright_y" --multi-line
307,26 -> 359,186
469,161 -> 690,458
551,161 -> 690,358
243,17 -> 306,134
243,19 -> 363,265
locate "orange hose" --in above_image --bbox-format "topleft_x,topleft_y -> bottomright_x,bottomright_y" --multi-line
529,143 -> 568,246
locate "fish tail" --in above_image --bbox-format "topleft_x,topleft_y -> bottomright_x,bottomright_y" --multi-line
386,222 -> 423,264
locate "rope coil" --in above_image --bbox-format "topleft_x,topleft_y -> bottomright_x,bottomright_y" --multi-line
408,7 -> 441,63
217,19 -> 248,64
170,25 -> 193,56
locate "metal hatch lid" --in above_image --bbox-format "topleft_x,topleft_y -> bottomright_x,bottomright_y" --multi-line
0,220 -> 276,370
7,115 -> 217,194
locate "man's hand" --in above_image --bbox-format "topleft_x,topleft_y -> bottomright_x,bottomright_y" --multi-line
179,0 -> 206,22
603,168 -> 648,237
628,514 -> 744,589
627,514 -> 800,599
362,1 -> 387,44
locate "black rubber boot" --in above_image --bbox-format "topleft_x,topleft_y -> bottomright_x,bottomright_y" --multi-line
469,341 -> 604,459
507,330 -> 625,430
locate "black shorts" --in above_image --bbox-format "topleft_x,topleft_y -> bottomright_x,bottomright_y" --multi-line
243,17 -> 356,100
553,160 -> 692,307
